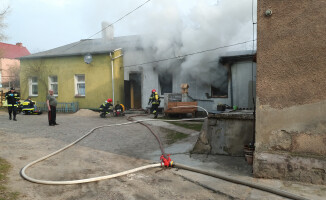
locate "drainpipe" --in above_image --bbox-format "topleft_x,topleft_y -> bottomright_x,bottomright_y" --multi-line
229,63 -> 233,107
109,49 -> 123,105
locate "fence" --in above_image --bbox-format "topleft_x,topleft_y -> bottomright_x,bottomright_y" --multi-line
36,102 -> 79,113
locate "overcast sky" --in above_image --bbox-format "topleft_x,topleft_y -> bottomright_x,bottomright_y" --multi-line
1,0 -> 256,54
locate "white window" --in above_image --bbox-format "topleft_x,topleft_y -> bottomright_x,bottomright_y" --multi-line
75,74 -> 85,96
29,77 -> 38,96
48,76 -> 58,96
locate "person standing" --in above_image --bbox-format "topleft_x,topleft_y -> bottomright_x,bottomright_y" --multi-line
5,87 -> 20,121
47,89 -> 58,126
148,89 -> 160,118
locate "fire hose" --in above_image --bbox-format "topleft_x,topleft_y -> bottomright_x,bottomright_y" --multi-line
20,106 -> 309,200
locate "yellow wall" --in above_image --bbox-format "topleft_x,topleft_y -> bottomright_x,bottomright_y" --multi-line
20,50 -> 124,109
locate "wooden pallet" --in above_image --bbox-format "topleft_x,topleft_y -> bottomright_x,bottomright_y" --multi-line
164,102 -> 198,117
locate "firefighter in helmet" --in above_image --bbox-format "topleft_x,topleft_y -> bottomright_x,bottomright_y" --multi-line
148,89 -> 160,118
99,98 -> 113,118
5,87 -> 20,121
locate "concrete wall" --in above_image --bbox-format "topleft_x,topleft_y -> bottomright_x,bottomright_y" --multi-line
193,113 -> 254,156
207,112 -> 254,156
20,50 -> 124,109
255,0 -> 326,184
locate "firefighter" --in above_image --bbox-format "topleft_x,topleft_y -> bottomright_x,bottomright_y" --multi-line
5,87 -> 20,121
22,97 -> 37,114
148,89 -> 160,118
99,98 -> 113,118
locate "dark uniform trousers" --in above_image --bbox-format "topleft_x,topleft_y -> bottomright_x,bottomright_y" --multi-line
48,105 -> 56,125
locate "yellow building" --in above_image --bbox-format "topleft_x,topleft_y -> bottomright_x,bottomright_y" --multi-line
20,38 -> 125,109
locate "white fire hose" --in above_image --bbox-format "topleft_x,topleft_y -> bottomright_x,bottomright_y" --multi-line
20,106 -> 308,200
20,106 -> 208,185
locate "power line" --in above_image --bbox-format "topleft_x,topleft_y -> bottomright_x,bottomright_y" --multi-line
62,0 -> 152,53
124,40 -> 256,68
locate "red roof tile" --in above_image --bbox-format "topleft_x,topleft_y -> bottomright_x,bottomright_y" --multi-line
0,42 -> 31,59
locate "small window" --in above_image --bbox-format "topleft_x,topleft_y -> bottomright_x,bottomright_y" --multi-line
159,71 -> 172,95
211,85 -> 228,98
75,74 -> 85,96
29,77 -> 38,96
49,76 -> 58,96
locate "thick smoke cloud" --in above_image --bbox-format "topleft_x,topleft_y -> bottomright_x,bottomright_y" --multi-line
130,0 -> 255,85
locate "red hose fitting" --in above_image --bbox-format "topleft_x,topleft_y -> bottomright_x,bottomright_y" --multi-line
160,154 -> 174,167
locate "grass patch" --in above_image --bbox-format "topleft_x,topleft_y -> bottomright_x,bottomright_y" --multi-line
160,127 -> 189,145
166,121 -> 203,132
0,158 -> 19,200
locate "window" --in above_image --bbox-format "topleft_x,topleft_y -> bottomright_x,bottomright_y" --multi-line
29,77 -> 38,96
211,85 -> 228,98
159,71 -> 172,95
210,64 -> 228,98
75,74 -> 85,96
48,76 -> 58,96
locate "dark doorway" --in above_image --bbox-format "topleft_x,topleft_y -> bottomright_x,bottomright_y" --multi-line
129,73 -> 142,109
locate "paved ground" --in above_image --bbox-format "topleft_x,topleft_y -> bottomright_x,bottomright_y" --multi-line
0,109 -> 325,200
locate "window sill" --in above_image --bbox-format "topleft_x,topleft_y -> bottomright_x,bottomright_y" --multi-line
74,95 -> 85,98
211,96 -> 228,99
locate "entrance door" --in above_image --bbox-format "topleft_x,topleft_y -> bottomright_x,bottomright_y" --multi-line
129,73 -> 142,109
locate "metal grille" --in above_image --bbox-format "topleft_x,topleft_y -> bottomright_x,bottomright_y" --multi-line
36,102 -> 79,113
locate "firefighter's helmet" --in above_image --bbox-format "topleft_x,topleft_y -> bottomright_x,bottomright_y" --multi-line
107,98 -> 112,103
152,89 -> 156,93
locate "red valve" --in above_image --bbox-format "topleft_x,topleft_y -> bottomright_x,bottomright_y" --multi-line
160,154 -> 174,167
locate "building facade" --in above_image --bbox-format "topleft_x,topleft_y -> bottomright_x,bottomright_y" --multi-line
254,0 -> 326,184
0,42 -> 30,88
20,46 -> 124,109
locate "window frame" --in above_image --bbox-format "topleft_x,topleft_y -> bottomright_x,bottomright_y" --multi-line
74,74 -> 85,97
29,77 -> 38,97
48,75 -> 58,96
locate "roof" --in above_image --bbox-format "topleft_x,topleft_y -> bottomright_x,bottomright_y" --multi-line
219,50 -> 256,64
21,35 -> 142,60
0,42 -> 31,59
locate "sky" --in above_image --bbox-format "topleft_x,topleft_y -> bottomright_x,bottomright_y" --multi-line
1,0 -> 257,54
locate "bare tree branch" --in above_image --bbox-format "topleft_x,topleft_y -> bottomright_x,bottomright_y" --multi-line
0,6 -> 10,41
0,6 -> 10,16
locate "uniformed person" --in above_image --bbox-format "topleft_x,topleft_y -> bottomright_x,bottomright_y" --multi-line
5,87 -> 20,121
148,89 -> 161,118
99,98 -> 113,118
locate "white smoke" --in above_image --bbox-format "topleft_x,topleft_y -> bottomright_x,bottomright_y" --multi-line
130,0 -> 255,85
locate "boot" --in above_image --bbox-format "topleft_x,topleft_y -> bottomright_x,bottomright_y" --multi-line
13,116 -> 17,121
9,115 -> 12,120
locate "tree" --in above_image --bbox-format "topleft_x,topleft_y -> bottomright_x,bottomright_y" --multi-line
20,59 -> 53,100
0,6 -> 9,42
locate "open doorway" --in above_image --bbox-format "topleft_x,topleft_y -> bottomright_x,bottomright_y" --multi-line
129,73 -> 142,109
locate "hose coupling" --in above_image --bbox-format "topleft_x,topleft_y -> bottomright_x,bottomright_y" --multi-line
160,154 -> 174,167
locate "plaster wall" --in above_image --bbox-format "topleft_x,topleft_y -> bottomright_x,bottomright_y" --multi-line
123,49 -> 161,109
232,61 -> 256,109
255,0 -> 326,184
20,50 -> 124,109
0,58 -> 20,86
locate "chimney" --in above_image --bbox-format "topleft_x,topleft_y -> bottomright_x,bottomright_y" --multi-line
101,21 -> 114,40
16,42 -> 22,47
